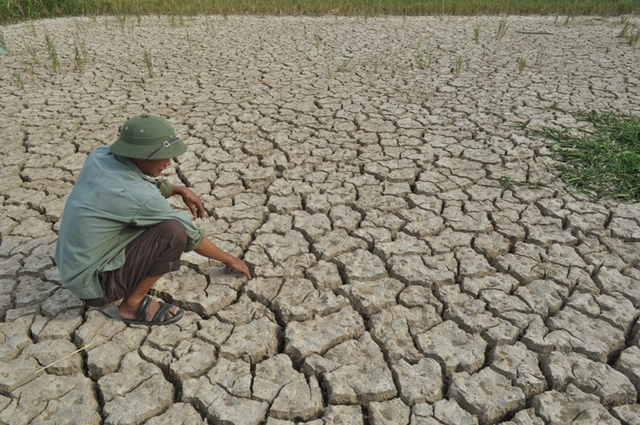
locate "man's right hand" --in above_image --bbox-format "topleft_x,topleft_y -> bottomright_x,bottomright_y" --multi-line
225,257 -> 252,280
195,238 -> 253,280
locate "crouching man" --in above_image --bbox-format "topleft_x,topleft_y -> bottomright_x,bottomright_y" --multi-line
55,114 -> 251,325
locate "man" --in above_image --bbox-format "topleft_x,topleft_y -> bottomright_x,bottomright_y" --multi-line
55,114 -> 251,325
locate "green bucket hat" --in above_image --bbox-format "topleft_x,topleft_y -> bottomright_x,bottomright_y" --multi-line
110,114 -> 188,160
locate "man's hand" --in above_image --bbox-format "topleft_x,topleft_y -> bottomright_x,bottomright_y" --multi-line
224,257 -> 253,280
195,238 -> 253,280
173,186 -> 206,219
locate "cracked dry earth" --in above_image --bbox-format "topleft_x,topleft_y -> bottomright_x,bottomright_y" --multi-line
1,13 -> 640,425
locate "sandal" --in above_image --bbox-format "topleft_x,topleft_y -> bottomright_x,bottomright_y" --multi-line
122,295 -> 184,326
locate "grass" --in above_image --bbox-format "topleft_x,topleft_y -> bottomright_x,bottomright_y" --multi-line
142,49 -> 153,77
2,0 -> 640,22
497,18 -> 509,39
0,29 -> 7,52
453,55 -> 464,75
22,36 -> 39,63
532,110 -> 640,201
186,30 -> 194,54
499,176 -> 544,195
13,69 -> 25,91
72,32 -> 87,71
44,30 -> 59,72
628,28 -> 640,46
473,22 -> 481,44
25,61 -> 36,81
415,43 -> 428,69
205,16 -> 215,35
517,56 -> 526,74
314,32 -> 322,51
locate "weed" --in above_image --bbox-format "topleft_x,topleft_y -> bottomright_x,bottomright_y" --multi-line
564,15 -> 571,25
22,36 -> 39,63
619,21 -> 632,38
532,110 -> 640,201
113,5 -> 127,33
629,28 -> 640,46
498,176 -> 517,195
186,31 -> 194,54
499,176 -> 544,195
372,57 -> 379,73
314,33 -> 322,51
0,30 -> 8,54
325,61 -> 335,78
205,17 -> 215,36
13,70 -> 25,91
73,19 -> 84,34
143,49 -> 153,77
26,20 -> 37,36
415,43 -> 426,70
546,103 -> 565,112
473,22 -> 481,44
454,55 -> 464,75
497,18 -> 509,39
25,61 -> 36,81
336,61 -> 351,73
73,32 -> 87,59
126,21 -> 135,39
534,50 -> 547,66
517,56 -> 526,74
44,31 -> 59,72
72,32 -> 87,72
73,46 -> 83,71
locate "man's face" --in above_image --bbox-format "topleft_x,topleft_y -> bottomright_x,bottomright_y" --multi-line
133,158 -> 172,177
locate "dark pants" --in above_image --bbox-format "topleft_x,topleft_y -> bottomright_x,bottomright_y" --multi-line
83,220 -> 187,307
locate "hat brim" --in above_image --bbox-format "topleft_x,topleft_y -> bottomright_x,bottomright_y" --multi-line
109,137 -> 188,160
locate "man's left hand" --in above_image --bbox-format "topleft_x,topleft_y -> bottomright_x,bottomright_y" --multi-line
174,186 -> 206,219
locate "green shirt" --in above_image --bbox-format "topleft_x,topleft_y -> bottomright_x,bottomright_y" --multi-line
54,145 -> 205,300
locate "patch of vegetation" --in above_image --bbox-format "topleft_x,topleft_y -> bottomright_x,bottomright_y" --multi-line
532,110 -> 640,202
2,0 -> 640,23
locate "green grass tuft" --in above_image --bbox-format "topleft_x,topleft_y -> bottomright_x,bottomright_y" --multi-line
532,110 -> 640,201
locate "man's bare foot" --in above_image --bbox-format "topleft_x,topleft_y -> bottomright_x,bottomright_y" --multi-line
118,295 -> 183,325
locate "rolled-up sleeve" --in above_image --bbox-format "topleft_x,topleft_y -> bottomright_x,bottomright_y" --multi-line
132,193 -> 206,251
157,179 -> 174,198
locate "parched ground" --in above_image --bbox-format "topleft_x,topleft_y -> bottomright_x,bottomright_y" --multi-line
1,14 -> 640,424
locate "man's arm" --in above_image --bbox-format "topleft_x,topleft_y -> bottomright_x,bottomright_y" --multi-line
172,185 -> 206,219
195,238 -> 252,280
172,185 -> 251,279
